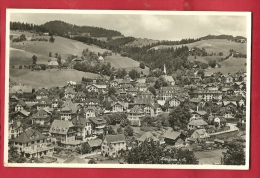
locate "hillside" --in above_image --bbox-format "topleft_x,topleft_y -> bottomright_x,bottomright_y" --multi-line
151,39 -> 247,57
127,38 -> 160,47
104,55 -> 149,75
200,34 -> 246,41
9,69 -> 102,88
11,21 -> 122,37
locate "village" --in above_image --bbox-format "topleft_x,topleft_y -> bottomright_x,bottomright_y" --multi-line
8,52 -> 247,164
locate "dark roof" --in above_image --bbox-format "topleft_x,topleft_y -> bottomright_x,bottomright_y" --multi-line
105,134 -> 126,144
12,128 -> 47,143
49,120 -> 74,134
72,117 -> 90,128
137,132 -> 159,142
89,117 -> 106,125
88,139 -> 102,147
32,109 -> 48,119
162,128 -> 181,140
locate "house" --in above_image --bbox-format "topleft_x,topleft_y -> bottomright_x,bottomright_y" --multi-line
51,97 -> 60,108
101,134 -> 126,158
158,87 -> 175,101
13,110 -> 31,120
37,98 -> 51,110
31,109 -> 50,125
75,92 -> 86,101
137,132 -> 159,144
85,106 -> 98,118
10,95 -> 19,104
214,117 -> 227,127
135,83 -> 147,92
162,128 -> 185,146
11,128 -> 54,158
88,139 -> 102,151
64,155 -> 86,163
189,90 -> 222,101
222,88 -> 234,95
187,119 -> 208,130
49,120 -> 76,146
48,61 -> 59,68
163,75 -> 175,86
190,129 -> 210,142
111,101 -> 128,113
72,117 -> 92,141
127,105 -> 144,126
15,100 -> 26,112
64,87 -> 76,99
89,117 -> 107,136
8,119 -> 23,139
166,96 -> 185,108
86,84 -> 107,94
223,75 -> 234,84
143,103 -> 162,117
60,100 -> 77,120
98,56 -> 105,62
36,88 -> 48,99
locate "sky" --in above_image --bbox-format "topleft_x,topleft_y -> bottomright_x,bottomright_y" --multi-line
10,12 -> 248,41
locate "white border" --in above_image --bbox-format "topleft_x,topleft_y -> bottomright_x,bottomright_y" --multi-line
4,9 -> 251,169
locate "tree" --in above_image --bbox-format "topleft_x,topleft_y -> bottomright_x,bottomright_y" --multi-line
108,87 -> 116,96
107,126 -> 116,135
222,142 -> 245,165
76,142 -> 92,154
124,125 -> 134,136
129,69 -> 140,80
117,127 -> 123,134
32,55 -> 37,64
154,76 -> 168,89
208,60 -> 217,68
49,36 -> 55,43
120,140 -> 198,164
148,86 -> 156,96
139,62 -> 145,69
49,52 -> 52,57
168,100 -> 191,129
120,117 -> 130,127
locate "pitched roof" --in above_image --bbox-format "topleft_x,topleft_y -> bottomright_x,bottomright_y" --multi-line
32,109 -> 48,119
48,61 -> 59,66
105,134 -> 126,144
65,87 -> 76,94
129,105 -> 143,113
88,139 -> 102,147
18,110 -> 30,117
162,128 -> 181,140
188,119 -> 208,126
61,100 -> 77,113
49,120 -> 74,134
72,117 -> 90,128
89,117 -> 106,125
12,128 -> 47,143
63,155 -> 86,163
137,132 -> 159,142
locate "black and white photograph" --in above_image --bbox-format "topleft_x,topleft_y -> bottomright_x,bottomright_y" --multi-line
4,9 -> 251,169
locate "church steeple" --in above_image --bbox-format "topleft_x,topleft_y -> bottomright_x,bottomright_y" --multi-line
163,64 -> 166,75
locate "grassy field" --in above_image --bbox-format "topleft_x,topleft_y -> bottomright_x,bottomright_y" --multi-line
10,30 -> 110,59
151,39 -> 247,57
105,55 -> 149,75
9,69 -> 101,88
10,48 -> 49,66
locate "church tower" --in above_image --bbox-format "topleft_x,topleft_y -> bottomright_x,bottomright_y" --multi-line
163,64 -> 166,75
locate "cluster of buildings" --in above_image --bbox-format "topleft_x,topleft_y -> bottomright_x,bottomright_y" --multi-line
8,65 -> 247,160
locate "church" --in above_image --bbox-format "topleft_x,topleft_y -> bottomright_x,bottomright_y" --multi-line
163,64 -> 175,86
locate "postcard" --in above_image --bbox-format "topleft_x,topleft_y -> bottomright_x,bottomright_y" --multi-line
4,9 -> 251,169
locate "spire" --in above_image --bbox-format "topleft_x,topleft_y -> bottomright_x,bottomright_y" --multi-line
163,64 -> 166,75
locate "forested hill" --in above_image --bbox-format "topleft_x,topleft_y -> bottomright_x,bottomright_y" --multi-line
10,21 -> 122,37
201,34 -> 246,41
